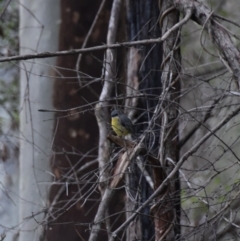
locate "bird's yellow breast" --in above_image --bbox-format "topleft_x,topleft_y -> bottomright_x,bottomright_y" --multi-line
111,116 -> 130,137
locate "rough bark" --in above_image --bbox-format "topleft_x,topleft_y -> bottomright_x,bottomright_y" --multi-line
125,0 -> 162,240
174,0 -> 240,88
156,0 -> 181,239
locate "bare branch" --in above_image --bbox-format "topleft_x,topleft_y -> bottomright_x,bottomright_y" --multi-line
110,105 -> 240,239
90,0 -> 122,240
76,0 -> 107,86
174,0 -> 240,88
0,8 -> 192,63
0,0 -> 12,20
178,96 -> 222,148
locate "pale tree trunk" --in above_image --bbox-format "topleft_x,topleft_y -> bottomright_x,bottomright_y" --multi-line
19,1 -> 60,241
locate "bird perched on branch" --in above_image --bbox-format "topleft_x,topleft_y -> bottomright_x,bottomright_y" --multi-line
111,110 -> 135,137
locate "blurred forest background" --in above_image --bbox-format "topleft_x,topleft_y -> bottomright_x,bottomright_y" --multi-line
0,0 -> 239,241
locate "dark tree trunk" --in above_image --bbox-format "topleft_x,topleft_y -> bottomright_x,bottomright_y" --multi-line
125,0 -> 181,240
125,0 -> 162,240
45,1 -> 112,240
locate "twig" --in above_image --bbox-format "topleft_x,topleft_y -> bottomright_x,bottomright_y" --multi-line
178,96 -> 222,148
174,0 -> 240,88
0,0 -> 12,20
136,157 -> 154,190
167,156 -> 240,235
159,6 -> 176,27
89,188 -> 114,241
159,111 -> 167,165
0,8 -> 192,63
109,139 -> 146,189
215,14 -> 240,29
76,0 -> 107,86
110,105 -> 240,239
89,138 -> 147,241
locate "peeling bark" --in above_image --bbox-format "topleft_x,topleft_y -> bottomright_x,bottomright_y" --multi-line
175,0 -> 240,88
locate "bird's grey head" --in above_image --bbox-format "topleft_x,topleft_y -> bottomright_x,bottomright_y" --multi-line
111,109 -> 119,117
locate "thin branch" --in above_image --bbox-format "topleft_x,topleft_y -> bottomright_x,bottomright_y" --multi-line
76,0 -> 107,86
90,139 -> 146,241
215,14 -> 240,29
174,0 -> 240,87
0,0 -> 12,20
89,188 -> 114,241
171,157 -> 240,238
110,105 -> 240,239
136,157 -> 154,190
0,8 -> 192,63
178,96 -> 222,148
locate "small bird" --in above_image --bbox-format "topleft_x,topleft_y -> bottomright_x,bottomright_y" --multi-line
111,110 -> 135,137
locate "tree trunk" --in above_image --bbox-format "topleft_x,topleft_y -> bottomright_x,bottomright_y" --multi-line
45,1 -> 113,241
125,0 -> 162,240
19,1 -> 60,241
